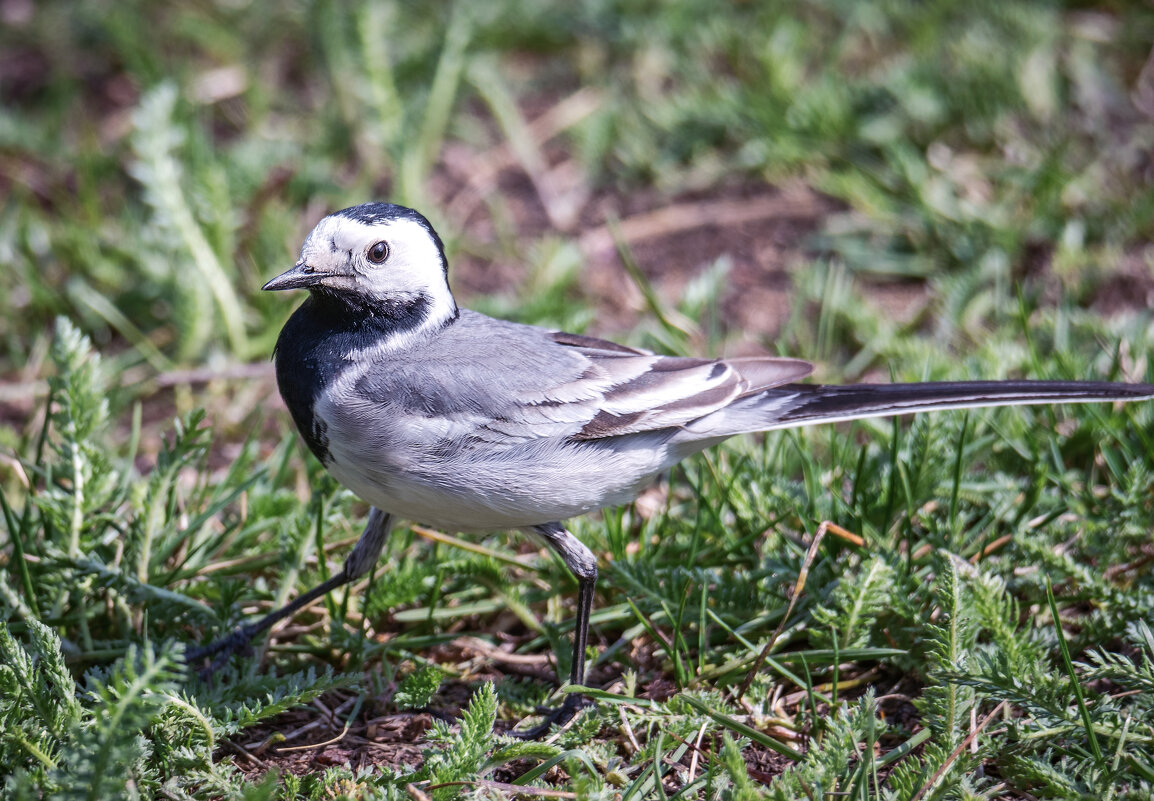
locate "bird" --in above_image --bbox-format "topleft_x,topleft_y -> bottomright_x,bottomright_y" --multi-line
187,201 -> 1154,738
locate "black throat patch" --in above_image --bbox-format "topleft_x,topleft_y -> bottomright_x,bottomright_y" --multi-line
272,291 -> 437,465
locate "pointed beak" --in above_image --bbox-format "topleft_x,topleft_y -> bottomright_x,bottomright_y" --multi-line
262,262 -> 321,292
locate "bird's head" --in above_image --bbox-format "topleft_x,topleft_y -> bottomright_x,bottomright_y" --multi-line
264,203 -> 458,329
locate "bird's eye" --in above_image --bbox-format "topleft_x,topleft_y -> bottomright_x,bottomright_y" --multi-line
367,241 -> 389,264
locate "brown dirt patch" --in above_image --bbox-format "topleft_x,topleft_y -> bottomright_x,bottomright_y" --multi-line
1092,247 -> 1154,316
445,171 -> 839,345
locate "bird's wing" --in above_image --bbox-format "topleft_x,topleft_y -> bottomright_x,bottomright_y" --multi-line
511,332 -> 813,441
547,330 -> 652,356
353,313 -> 813,445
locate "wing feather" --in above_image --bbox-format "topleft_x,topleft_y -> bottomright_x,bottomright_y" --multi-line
353,312 -> 813,447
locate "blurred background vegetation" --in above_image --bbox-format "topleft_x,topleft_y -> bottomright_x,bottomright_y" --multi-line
5,0 -> 1154,392
4,0 -> 1154,797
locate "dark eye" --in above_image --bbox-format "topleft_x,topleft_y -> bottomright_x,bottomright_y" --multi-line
367,241 -> 389,264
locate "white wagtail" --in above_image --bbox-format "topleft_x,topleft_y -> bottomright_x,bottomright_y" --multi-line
189,202 -> 1154,737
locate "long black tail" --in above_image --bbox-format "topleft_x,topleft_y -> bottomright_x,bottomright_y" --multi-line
769,380 -> 1154,429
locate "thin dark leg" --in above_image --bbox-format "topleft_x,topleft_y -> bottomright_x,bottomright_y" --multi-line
509,522 -> 598,739
568,575 -> 595,687
186,508 -> 393,676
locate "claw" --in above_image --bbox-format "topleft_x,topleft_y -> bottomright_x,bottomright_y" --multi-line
507,693 -> 591,739
185,624 -> 260,680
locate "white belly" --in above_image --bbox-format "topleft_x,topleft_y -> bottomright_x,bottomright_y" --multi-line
323,435 -> 673,532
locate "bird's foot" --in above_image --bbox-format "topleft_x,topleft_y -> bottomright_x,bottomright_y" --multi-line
507,692 -> 592,740
184,624 -> 261,680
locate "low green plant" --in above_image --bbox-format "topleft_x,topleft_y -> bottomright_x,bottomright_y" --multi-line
4,0 -> 1154,797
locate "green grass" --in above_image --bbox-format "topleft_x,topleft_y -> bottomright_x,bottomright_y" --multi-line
4,0 -> 1154,798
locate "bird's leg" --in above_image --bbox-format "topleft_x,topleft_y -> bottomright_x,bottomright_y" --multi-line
187,508 -> 393,677
509,522 -> 598,739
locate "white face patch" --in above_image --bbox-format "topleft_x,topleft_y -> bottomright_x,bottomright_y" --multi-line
297,212 -> 459,350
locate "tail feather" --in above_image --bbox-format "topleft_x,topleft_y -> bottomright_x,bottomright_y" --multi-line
772,380 -> 1154,428
679,380 -> 1154,440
